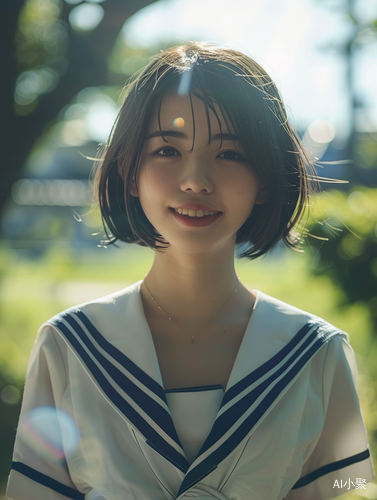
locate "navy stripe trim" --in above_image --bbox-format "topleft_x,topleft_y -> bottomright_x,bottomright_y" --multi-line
165,384 -> 224,394
49,313 -> 189,473
11,461 -> 84,500
74,311 -> 166,402
222,320 -> 324,406
63,313 -> 174,439
178,325 -> 339,496
203,323 -> 331,454
291,449 -> 371,489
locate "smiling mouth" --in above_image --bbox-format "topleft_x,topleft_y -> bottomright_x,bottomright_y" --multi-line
169,207 -> 222,218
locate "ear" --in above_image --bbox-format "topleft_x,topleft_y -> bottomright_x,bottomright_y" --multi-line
117,157 -> 139,198
255,184 -> 269,205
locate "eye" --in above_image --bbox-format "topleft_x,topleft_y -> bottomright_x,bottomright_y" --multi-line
154,146 -> 180,157
217,150 -> 246,161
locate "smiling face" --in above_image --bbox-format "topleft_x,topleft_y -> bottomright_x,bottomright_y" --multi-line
131,92 -> 267,256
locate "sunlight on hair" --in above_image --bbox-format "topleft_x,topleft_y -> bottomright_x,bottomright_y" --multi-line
19,407 -> 79,464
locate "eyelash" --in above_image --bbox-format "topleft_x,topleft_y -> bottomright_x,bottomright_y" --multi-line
154,147 -> 246,161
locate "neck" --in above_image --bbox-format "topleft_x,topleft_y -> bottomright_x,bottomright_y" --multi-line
141,245 -> 249,326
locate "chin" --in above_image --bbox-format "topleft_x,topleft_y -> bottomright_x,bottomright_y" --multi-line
164,235 -> 233,256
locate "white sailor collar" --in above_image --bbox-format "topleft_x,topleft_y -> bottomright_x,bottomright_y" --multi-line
45,279 -> 348,498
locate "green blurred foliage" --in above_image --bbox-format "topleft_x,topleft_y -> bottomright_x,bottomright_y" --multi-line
109,38 -> 187,78
0,365 -> 23,497
14,0 -> 66,114
109,41 -> 150,76
356,133 -> 377,170
16,0 -> 65,70
306,187 -> 377,329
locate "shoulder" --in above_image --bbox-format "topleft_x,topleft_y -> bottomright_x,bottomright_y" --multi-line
43,279 -> 143,328
37,280 -> 144,348
253,290 -> 349,344
251,291 -> 351,377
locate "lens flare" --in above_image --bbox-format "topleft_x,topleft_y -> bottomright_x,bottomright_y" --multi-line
173,117 -> 185,128
177,70 -> 193,96
19,407 -> 80,463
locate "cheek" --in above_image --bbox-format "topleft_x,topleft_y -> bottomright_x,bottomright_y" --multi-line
139,165 -> 175,195
226,169 -> 260,197
137,165 -> 178,215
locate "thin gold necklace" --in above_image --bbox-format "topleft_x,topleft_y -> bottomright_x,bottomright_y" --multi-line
143,275 -> 240,344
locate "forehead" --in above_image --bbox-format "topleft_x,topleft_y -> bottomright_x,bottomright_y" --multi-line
148,92 -> 233,136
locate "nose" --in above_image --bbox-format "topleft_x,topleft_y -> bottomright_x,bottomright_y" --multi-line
179,156 -> 214,193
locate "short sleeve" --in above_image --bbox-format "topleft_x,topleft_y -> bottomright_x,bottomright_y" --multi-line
6,325 -> 85,500
285,335 -> 375,500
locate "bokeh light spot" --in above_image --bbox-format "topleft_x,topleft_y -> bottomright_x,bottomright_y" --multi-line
15,68 -> 59,106
69,3 -> 104,31
308,120 -> 336,144
19,407 -> 79,463
173,117 -> 185,128
1,385 -> 21,405
339,234 -> 364,259
347,191 -> 370,214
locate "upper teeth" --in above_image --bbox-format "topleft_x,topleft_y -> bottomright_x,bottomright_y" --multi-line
174,208 -> 219,217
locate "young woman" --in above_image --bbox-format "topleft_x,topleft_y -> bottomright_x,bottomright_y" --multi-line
7,42 -> 375,500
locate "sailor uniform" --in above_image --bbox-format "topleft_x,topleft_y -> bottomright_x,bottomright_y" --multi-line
165,385 -> 224,465
6,280 -> 375,500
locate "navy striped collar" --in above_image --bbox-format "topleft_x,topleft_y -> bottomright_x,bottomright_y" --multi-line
46,280 -> 346,497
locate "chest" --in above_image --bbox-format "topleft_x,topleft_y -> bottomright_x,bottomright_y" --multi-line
146,316 -> 250,391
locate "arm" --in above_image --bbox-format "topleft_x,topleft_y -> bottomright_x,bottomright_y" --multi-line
284,335 -> 375,500
6,325 -> 84,500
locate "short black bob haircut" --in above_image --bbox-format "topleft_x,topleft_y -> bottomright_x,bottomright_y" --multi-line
91,41 -> 318,260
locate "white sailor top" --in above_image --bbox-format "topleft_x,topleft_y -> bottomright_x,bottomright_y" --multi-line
6,280 -> 375,500
165,385 -> 224,465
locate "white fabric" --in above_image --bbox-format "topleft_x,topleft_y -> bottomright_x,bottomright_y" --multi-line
165,386 -> 224,464
6,280 -> 375,500
84,491 -> 105,500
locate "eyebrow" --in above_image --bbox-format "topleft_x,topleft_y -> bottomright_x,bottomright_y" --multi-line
146,130 -> 240,142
